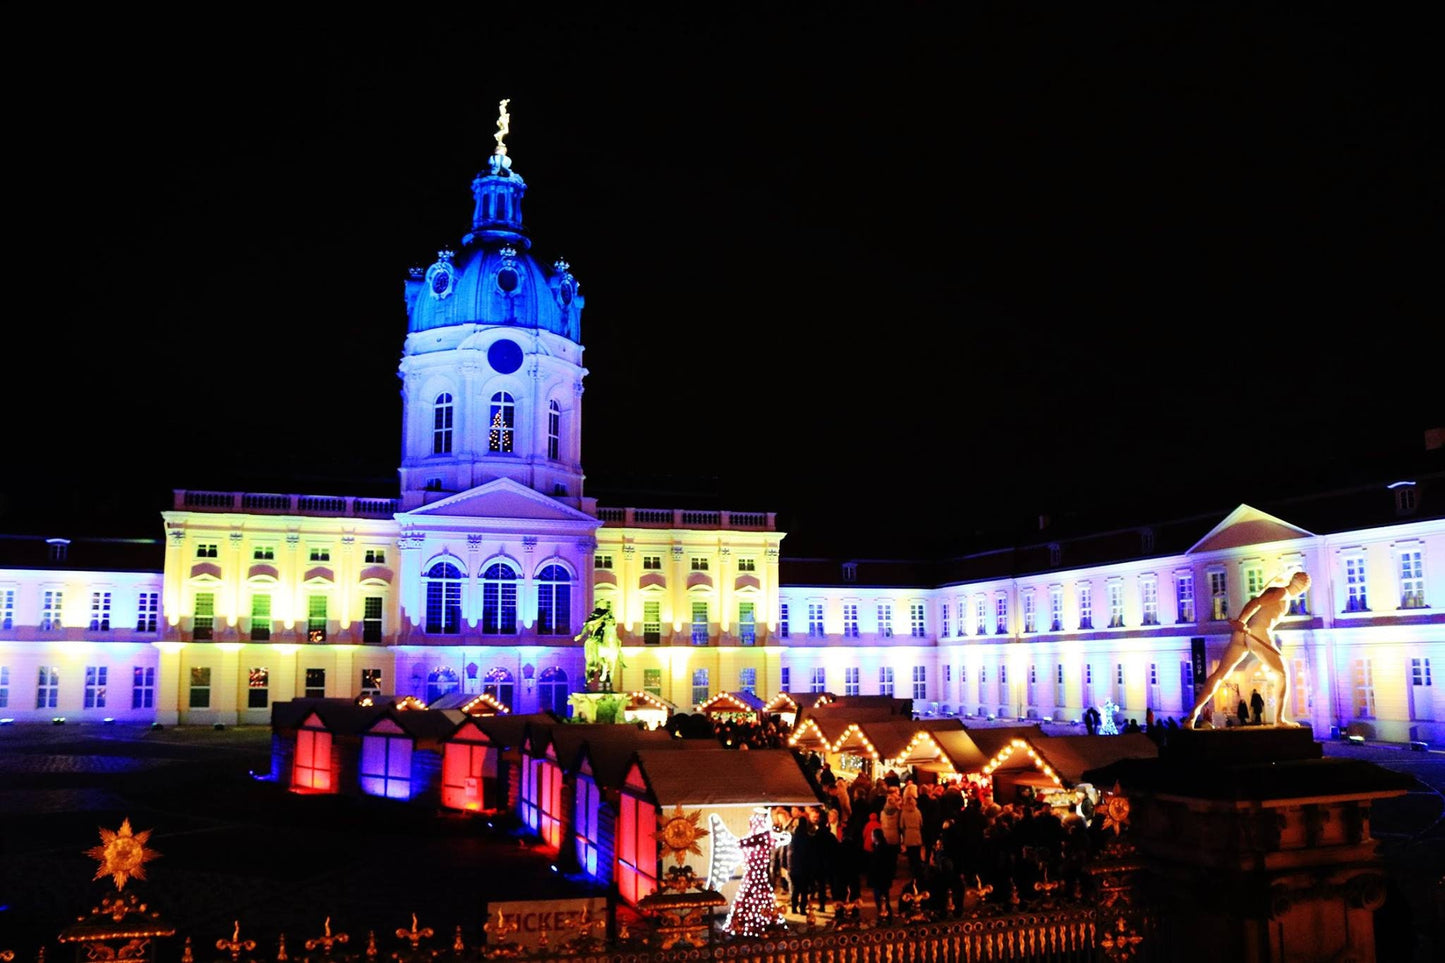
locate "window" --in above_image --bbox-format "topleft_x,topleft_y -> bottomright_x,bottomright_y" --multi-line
956,598 -> 968,636
879,665 -> 895,697
250,593 -> 272,641
739,666 -> 757,695
1055,663 -> 1066,706
41,590 -> 63,631
975,598 -> 987,635
1410,657 -> 1432,687
1342,556 -> 1369,612
1410,658 -> 1433,721
424,561 -> 463,634
36,666 -> 59,709
1209,570 -> 1228,620
1115,663 -> 1125,704
134,592 -> 158,632
361,668 -> 382,696
738,601 -> 756,645
998,664 -> 1009,707
691,601 -> 709,645
84,666 -> 107,708
1352,659 -> 1374,718
305,667 -> 326,699
1023,592 -> 1036,633
189,667 -> 212,708
912,665 -> 927,700
481,562 -> 518,634
617,792 -> 659,903
1180,660 -> 1194,698
595,555 -> 613,570
433,393 -> 454,454
89,592 -> 111,631
842,562 -> 857,582
1107,582 -> 1124,628
780,666 -> 791,692
539,667 -> 569,715
910,602 -> 927,637
484,668 -> 515,709
1078,585 -> 1093,630
547,400 -> 561,460
1,589 -> 12,630
690,557 -> 709,572
810,667 -> 826,694
424,667 -> 459,704
1176,573 -> 1195,623
978,665 -> 987,703
248,668 -> 269,709
0,666 -> 7,708
842,603 -> 859,637
1141,577 -> 1159,626
1049,587 -> 1063,632
643,601 -> 661,645
253,545 -> 275,561
778,603 -> 790,639
487,391 -> 515,452
692,668 -> 710,706
307,594 -> 328,642
844,666 -> 860,696
362,596 -> 383,643
1399,548 -> 1426,609
878,602 -> 894,638
995,595 -> 1008,634
643,668 -> 662,697
193,592 -> 214,640
1395,484 -> 1418,514
1288,570 -> 1311,616
1244,564 -> 1266,600
364,549 -> 386,564
737,557 -> 756,573
309,546 -> 331,563
292,726 -> 333,792
642,555 -> 662,570
808,603 -> 825,638
940,603 -> 950,638
536,564 -> 572,635
360,731 -> 413,800
196,543 -> 218,559
132,667 -> 154,709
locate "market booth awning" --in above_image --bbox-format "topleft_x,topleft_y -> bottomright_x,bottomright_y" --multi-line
696,690 -> 767,718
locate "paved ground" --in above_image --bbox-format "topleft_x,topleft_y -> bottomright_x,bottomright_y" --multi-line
2,722 -> 1441,961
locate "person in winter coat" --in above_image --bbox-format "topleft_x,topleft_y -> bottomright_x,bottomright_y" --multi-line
880,790 -> 902,849
861,809 -> 883,854
899,792 -> 926,881
866,828 -> 895,920
788,807 -> 816,914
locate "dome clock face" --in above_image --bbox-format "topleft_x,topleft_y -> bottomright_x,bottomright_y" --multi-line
496,267 -> 519,293
431,270 -> 451,295
488,339 -> 523,375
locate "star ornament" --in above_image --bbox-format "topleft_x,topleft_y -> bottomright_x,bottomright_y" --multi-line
652,804 -> 709,865
85,818 -> 160,890
1099,786 -> 1132,837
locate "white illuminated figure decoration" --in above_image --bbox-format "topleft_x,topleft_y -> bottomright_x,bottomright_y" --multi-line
706,813 -> 745,892
1098,700 -> 1120,736
494,98 -> 511,155
720,808 -> 789,937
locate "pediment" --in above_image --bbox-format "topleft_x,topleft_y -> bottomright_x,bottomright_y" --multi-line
366,716 -> 406,736
1187,505 -> 1315,554
401,478 -> 600,526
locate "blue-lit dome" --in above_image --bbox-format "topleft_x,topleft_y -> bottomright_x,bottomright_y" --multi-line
406,150 -> 583,341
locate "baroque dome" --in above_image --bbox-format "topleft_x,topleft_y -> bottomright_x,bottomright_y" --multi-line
405,149 -> 583,342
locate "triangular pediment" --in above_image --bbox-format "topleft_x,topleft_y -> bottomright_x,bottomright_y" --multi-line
1187,504 -> 1314,554
401,478 -> 600,526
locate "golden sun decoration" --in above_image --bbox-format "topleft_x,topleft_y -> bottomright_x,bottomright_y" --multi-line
652,804 -> 709,865
85,818 -> 161,890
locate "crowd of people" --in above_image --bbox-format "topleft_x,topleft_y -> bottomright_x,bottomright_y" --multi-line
771,758 -> 1109,921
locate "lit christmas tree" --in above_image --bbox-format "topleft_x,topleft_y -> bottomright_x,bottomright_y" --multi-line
723,808 -> 787,937
1099,700 -> 1120,736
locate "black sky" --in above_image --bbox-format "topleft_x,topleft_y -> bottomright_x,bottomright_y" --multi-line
5,6 -> 1440,555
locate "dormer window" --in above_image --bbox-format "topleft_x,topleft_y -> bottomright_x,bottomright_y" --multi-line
47,539 -> 70,562
841,562 -> 857,582
1391,481 -> 1418,515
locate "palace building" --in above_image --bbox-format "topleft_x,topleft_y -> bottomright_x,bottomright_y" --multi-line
1,126 -> 1441,744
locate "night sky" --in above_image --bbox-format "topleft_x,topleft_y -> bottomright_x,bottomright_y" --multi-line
6,7 -> 1439,556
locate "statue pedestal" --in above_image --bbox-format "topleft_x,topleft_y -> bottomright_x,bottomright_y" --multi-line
568,692 -> 624,724
1087,727 -> 1414,962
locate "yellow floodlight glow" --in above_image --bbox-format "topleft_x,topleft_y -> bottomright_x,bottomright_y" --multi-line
215,643 -> 243,653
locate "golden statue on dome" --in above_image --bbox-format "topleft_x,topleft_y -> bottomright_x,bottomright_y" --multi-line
494,98 -> 511,155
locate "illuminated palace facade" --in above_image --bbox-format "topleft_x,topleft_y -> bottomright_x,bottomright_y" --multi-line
1,137 -> 1442,744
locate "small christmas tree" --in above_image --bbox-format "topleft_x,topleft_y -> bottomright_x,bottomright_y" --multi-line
723,808 -> 786,937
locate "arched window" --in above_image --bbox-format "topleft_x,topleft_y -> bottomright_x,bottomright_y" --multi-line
488,392 -> 514,453
539,667 -> 569,716
424,560 -> 463,634
481,561 -> 518,634
484,667 -> 514,710
547,400 -> 560,460
433,393 -> 454,455
426,667 -> 459,704
536,563 -> 572,636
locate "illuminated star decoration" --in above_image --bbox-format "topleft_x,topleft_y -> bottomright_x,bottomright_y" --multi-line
706,814 -> 746,892
1099,783 -> 1131,836
652,804 -> 709,865
85,818 -> 161,890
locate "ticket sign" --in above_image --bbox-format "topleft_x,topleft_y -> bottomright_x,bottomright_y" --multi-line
486,897 -> 609,949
